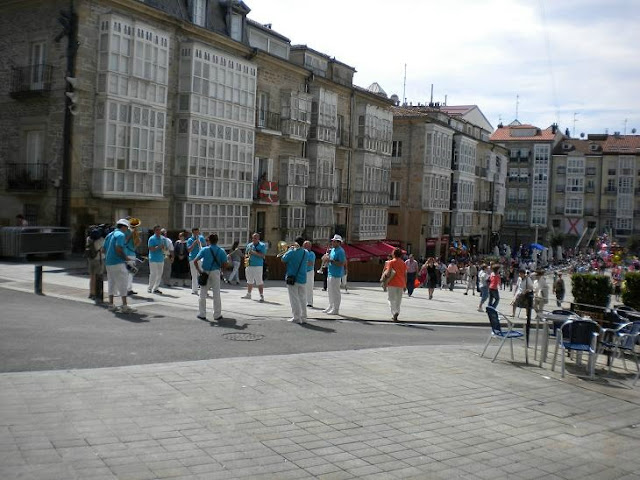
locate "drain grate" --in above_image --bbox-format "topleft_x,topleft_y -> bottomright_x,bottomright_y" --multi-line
222,332 -> 264,341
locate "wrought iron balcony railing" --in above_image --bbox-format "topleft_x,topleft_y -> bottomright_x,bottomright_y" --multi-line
10,64 -> 53,97
7,163 -> 48,190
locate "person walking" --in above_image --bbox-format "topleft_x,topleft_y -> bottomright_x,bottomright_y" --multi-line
384,248 -> 408,322
533,268 -> 549,319
553,272 -> 565,307
187,227 -> 206,295
488,264 -> 501,308
464,262 -> 478,296
194,233 -> 229,321
438,260 -> 446,290
282,238 -> 308,324
227,240 -> 243,285
242,233 -> 267,302
323,234 -> 346,315
446,260 -> 459,291
172,232 -> 190,287
303,240 -> 315,307
103,219 -> 135,313
147,225 -> 165,294
477,264 -> 490,312
405,254 -> 419,297
424,257 -> 438,300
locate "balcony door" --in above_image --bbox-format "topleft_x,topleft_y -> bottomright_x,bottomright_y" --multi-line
25,130 -> 44,179
257,92 -> 269,128
30,42 -> 47,90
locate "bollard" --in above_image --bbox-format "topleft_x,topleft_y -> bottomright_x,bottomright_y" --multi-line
95,274 -> 104,304
34,265 -> 43,295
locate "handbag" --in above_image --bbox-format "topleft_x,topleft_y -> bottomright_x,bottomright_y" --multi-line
197,272 -> 209,286
380,264 -> 396,291
285,249 -> 305,285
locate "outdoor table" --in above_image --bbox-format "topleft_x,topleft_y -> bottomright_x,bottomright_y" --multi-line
538,312 -> 581,367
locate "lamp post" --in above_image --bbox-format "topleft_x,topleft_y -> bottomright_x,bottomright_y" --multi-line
55,1 -> 78,228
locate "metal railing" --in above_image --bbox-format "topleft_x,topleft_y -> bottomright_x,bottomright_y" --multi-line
256,110 -> 281,131
7,163 -> 48,190
10,64 -> 53,96
603,188 -> 617,195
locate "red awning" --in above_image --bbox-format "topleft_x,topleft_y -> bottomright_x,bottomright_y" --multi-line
343,244 -> 372,262
311,244 -> 372,262
355,242 -> 392,258
381,242 -> 406,255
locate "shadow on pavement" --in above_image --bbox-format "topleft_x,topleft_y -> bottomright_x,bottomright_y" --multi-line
113,312 -> 150,323
301,322 -> 335,333
211,317 -> 248,330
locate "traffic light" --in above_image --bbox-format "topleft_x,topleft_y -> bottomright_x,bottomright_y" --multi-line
65,76 -> 78,115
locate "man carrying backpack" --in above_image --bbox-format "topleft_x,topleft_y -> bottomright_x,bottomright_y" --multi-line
86,225 -> 106,301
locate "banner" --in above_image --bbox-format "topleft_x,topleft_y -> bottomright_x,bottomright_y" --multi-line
258,181 -> 278,203
564,217 -> 584,236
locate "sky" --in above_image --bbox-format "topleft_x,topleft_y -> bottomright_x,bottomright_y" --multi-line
246,0 -> 640,136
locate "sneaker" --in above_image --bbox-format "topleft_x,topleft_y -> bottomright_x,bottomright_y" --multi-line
241,294 -> 251,299
477,308 -> 483,312
153,289 -> 163,294
120,306 -> 136,314
393,313 -> 399,322
259,296 -> 264,303
287,317 -> 296,322
197,315 -> 207,320
107,304 -> 118,311
307,304 -> 313,308
147,288 -> 152,293
214,315 -> 223,321
322,308 -> 330,313
464,292 -> 468,295
128,290 -> 138,296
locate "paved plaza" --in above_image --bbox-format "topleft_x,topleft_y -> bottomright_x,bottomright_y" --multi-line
1,259 -> 640,479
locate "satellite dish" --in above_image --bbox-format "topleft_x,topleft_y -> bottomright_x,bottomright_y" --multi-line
633,128 -> 637,134
580,132 -> 585,138
390,94 -> 400,106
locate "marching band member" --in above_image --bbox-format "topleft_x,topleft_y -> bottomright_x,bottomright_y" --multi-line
242,233 -> 266,302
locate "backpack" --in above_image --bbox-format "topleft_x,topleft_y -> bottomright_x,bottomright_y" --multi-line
86,239 -> 98,259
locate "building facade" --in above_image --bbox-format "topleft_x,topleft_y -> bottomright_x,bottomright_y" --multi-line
490,121 -> 564,248
389,104 -> 506,259
0,0 -> 393,253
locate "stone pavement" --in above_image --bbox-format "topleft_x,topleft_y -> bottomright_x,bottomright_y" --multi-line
1,345 -> 640,480
3,259 -> 640,479
0,259 -> 576,327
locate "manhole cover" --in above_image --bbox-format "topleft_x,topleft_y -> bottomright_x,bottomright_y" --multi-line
222,332 -> 264,341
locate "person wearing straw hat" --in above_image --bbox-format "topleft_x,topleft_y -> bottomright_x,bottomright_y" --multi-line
323,234 -> 346,315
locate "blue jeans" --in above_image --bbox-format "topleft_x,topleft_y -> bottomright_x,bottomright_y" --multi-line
479,286 -> 489,307
489,289 -> 500,308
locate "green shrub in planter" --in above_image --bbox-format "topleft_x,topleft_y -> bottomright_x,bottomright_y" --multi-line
621,272 -> 640,310
571,274 -> 612,316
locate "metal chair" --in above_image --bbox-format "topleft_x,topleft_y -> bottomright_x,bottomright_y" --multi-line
481,306 -> 528,364
599,321 -> 640,377
551,319 -> 600,379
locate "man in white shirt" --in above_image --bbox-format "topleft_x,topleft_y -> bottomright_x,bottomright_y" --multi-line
161,228 -> 174,287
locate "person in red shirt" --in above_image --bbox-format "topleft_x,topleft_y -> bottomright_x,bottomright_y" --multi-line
488,264 -> 501,308
383,248 -> 408,322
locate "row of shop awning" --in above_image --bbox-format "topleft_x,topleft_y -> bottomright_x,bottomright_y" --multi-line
310,242 -> 403,262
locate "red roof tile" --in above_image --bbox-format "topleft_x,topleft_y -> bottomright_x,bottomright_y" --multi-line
490,124 -> 559,142
601,135 -> 640,153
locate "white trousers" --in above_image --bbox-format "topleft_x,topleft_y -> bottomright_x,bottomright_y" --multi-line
306,270 -> 314,305
199,269 -> 221,318
148,261 -> 164,292
189,260 -> 198,293
162,257 -> 172,285
106,263 -> 127,298
228,261 -> 241,283
127,255 -> 136,290
388,286 -> 403,316
287,283 -> 307,323
327,276 -> 341,313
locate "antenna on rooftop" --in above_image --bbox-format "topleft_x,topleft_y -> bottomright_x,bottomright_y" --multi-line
624,118 -> 627,135
430,84 -> 434,105
515,94 -> 519,120
573,112 -> 579,137
402,64 -> 407,106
